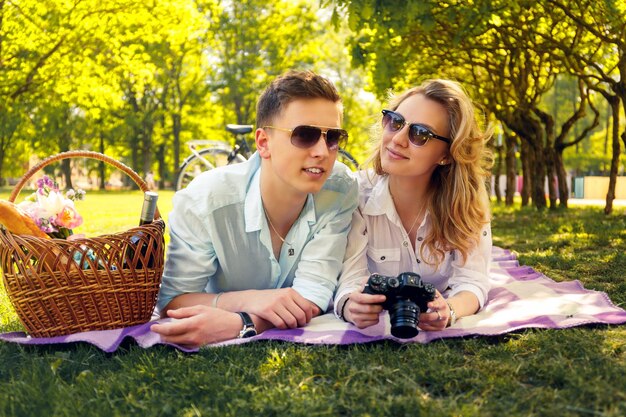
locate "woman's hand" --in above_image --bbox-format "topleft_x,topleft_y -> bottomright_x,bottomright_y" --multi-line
343,289 -> 386,328
418,290 -> 450,331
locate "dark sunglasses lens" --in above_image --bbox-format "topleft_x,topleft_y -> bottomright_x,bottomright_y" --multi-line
409,125 -> 430,147
291,126 -> 323,148
326,129 -> 347,150
382,112 -> 392,128
383,111 -> 404,132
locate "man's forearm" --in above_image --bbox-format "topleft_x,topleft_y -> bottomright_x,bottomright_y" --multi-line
163,288 -> 322,330
161,292 -> 218,316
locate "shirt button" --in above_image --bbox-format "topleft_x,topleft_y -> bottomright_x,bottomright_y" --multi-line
483,231 -> 488,236
416,259 -> 421,264
417,237 -> 423,241
403,241 -> 409,247
380,256 -> 386,261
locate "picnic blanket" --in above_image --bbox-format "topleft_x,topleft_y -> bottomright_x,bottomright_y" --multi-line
2,247 -> 625,353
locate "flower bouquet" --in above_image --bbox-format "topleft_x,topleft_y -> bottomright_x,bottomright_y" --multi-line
18,176 -> 86,239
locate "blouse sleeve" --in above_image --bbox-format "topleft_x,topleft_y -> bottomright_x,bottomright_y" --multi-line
446,222 -> 492,308
333,207 -> 370,318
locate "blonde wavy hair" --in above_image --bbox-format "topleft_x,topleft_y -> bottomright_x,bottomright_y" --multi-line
365,79 -> 493,267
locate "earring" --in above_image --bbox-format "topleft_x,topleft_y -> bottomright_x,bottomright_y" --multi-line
439,160 -> 446,165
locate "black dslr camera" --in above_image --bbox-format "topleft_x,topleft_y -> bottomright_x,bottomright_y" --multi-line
363,272 -> 436,339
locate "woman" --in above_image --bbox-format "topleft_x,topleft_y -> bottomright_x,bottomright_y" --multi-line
334,79 -> 493,332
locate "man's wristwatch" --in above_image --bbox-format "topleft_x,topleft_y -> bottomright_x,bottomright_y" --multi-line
237,312 -> 257,338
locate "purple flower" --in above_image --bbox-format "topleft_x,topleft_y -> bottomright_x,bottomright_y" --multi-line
36,217 -> 58,234
36,175 -> 57,193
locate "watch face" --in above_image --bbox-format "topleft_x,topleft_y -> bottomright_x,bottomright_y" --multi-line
241,328 -> 257,338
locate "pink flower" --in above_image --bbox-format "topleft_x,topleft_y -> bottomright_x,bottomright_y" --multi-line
55,205 -> 83,229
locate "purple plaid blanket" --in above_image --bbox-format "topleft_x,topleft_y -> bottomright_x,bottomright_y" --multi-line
2,247 -> 625,352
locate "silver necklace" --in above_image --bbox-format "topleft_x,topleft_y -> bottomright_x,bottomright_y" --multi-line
405,211 -> 422,236
264,208 -> 295,256
391,192 -> 425,237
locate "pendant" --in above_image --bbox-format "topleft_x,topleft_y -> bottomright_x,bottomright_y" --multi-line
288,248 -> 295,256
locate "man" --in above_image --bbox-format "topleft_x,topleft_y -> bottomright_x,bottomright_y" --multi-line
151,70 -> 358,347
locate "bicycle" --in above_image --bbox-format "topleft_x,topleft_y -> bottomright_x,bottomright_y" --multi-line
176,124 -> 360,190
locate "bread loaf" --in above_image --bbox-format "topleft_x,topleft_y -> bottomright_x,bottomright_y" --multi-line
0,200 -> 50,239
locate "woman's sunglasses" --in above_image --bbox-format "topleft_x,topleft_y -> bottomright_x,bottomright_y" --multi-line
264,125 -> 348,151
381,109 -> 451,147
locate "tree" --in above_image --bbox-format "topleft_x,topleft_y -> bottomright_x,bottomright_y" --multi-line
0,0 -> 144,184
331,0 -> 618,210
207,0 -> 323,125
538,0 -> 626,214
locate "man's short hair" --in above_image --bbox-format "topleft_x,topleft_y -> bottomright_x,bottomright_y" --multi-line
256,70 -> 342,128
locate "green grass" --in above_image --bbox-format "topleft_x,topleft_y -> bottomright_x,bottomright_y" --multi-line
1,193 -> 626,417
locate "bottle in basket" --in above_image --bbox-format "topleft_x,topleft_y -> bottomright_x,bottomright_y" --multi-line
126,191 -> 158,269
138,191 -> 158,226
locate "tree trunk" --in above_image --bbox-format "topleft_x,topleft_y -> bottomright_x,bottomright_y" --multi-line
130,133 -> 139,188
156,144 -> 166,189
99,132 -> 106,190
531,141 -> 547,210
142,117 -> 154,178
508,110 -> 547,209
536,110 -> 558,210
60,133 -> 72,190
545,145 -> 558,210
172,112 -> 181,177
520,138 -> 531,207
493,140 -> 503,203
0,150 -> 4,186
533,106 -> 558,209
554,150 -> 569,208
604,97 -> 621,215
505,133 -> 517,206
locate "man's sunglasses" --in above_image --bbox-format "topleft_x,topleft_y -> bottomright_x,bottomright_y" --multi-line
381,109 -> 451,147
263,125 -> 348,151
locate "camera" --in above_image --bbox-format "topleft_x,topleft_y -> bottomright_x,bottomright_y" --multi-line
363,272 -> 436,338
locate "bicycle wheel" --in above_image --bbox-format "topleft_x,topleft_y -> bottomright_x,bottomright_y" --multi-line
176,148 -> 247,190
337,149 -> 359,171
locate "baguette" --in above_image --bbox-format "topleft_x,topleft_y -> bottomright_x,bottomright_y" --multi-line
0,200 -> 50,239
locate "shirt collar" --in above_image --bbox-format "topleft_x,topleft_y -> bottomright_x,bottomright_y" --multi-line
244,163 -> 317,233
361,174 -> 431,229
362,175 -> 396,219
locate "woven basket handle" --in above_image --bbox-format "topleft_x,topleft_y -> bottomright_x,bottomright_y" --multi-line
9,150 -> 161,219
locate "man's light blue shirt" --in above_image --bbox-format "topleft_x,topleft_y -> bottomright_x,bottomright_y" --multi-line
157,152 -> 358,312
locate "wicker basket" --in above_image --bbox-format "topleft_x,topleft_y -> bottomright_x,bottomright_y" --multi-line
0,151 -> 165,337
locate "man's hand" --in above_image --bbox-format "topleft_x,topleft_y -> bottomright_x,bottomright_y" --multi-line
151,305 -> 242,348
343,290 -> 386,328
241,288 -> 320,329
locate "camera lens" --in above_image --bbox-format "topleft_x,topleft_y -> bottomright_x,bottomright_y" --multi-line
389,299 -> 420,339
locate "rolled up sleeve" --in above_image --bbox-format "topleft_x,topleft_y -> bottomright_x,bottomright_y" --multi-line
333,207 -> 370,317
156,193 -> 218,311
447,223 -> 492,308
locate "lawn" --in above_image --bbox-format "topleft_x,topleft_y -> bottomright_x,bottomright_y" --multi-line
0,191 -> 625,417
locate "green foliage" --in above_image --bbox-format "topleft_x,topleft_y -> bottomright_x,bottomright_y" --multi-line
0,197 -> 625,416
0,0 -> 377,185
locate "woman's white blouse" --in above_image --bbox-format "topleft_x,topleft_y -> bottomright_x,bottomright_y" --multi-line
334,171 -> 492,318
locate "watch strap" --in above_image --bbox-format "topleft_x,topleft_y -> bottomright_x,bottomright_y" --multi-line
237,312 -> 257,338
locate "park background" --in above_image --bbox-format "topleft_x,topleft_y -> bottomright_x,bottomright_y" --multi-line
1,0 -> 626,416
